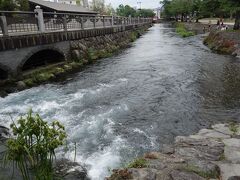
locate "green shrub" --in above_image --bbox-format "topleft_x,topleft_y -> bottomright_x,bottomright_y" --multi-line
127,158 -> 148,168
176,23 -> 195,38
4,110 -> 67,180
87,48 -> 98,61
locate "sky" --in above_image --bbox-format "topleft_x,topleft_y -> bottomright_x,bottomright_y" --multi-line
104,0 -> 161,9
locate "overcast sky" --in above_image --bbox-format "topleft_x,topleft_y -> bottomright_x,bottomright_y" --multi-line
104,0 -> 161,9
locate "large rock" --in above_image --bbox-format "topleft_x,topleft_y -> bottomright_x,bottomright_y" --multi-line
169,170 -> 205,180
197,129 -> 231,139
223,139 -> 240,163
217,163 -> 240,180
16,81 -> 26,90
0,125 -> 9,142
211,124 -> 233,136
129,168 -> 157,180
54,158 -> 89,180
175,136 -> 224,161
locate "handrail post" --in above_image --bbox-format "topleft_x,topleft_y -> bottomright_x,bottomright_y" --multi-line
92,17 -> 95,28
103,16 -> 105,27
0,15 -> 8,36
81,17 -> 84,29
111,16 -> 114,26
34,6 -> 45,33
63,15 -> 67,31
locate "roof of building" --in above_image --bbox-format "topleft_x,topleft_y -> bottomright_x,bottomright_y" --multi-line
29,0 -> 97,14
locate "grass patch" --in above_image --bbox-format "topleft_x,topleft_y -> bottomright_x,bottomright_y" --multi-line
108,169 -> 133,180
176,23 -> 195,38
182,165 -> 219,179
127,158 -> 148,168
219,153 -> 226,161
229,122 -> 239,135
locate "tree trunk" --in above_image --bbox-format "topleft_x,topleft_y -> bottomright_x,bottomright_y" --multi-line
181,13 -> 184,22
234,10 -> 240,30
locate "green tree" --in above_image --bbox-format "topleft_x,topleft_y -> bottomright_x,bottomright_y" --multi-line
105,3 -> 115,15
116,4 -> 137,17
0,0 -> 16,11
16,0 -> 29,11
228,0 -> 240,30
91,0 -> 105,14
137,9 -> 155,17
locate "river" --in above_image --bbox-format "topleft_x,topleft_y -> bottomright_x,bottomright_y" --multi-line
0,24 -> 240,179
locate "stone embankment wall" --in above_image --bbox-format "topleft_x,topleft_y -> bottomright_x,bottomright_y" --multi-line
69,29 -> 140,62
204,31 -> 240,57
108,123 -> 240,180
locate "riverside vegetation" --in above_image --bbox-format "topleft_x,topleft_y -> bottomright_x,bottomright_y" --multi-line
1,110 -> 67,180
175,23 -> 195,37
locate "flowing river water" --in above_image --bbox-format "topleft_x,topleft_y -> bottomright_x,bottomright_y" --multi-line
1,24 -> 240,179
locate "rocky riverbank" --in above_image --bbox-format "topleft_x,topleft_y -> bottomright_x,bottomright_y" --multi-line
108,123 -> 240,180
175,22 -> 240,57
0,25 -> 151,98
204,30 -> 240,57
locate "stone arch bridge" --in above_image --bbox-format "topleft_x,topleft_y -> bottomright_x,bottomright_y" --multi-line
0,9 -> 152,80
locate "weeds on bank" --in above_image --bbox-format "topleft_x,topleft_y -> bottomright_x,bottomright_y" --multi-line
3,110 -> 67,180
176,23 -> 195,38
182,165 -> 219,179
229,122 -> 239,135
127,158 -> 148,168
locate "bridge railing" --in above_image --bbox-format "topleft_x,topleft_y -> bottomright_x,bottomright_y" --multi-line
0,7 -> 152,36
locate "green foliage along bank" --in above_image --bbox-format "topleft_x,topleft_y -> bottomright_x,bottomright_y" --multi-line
3,110 -> 67,180
161,0 -> 240,30
176,23 -> 195,37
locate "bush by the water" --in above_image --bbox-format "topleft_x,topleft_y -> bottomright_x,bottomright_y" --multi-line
176,23 -> 195,38
3,110 -> 67,180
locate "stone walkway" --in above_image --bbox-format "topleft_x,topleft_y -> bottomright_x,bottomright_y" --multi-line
108,123 -> 240,180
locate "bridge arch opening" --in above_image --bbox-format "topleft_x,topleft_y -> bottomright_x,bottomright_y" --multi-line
22,49 -> 65,71
0,68 -> 8,80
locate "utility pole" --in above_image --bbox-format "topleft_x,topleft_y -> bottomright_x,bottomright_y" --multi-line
137,1 -> 141,10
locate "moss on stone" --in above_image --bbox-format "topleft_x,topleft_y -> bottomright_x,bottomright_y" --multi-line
127,158 -> 148,168
229,122 -> 239,135
23,78 -> 35,87
181,165 -> 219,179
108,169 -> 133,180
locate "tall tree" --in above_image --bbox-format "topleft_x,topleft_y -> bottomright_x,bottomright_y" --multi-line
116,5 -> 137,17
91,0 -> 105,14
0,0 -> 16,11
17,0 -> 29,11
105,3 -> 115,15
137,9 -> 155,18
228,0 -> 240,30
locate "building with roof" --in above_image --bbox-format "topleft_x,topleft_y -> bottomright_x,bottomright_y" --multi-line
29,0 -> 96,14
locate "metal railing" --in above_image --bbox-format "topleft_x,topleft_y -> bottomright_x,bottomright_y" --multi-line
0,7 -> 152,36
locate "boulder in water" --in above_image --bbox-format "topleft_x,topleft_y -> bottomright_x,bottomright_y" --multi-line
54,158 -> 89,180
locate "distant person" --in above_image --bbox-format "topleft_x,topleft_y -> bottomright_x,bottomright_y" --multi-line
217,20 -> 220,26
203,26 -> 206,33
208,20 -> 211,31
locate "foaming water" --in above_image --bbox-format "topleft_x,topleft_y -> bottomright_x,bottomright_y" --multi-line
1,24 -> 240,179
